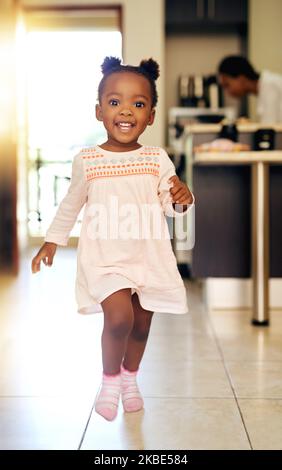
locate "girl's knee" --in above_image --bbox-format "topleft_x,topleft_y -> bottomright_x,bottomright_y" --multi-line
131,319 -> 153,342
105,314 -> 134,339
131,327 -> 150,342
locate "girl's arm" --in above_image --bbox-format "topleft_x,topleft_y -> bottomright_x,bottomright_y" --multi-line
157,148 -> 195,218
31,152 -> 88,273
44,152 -> 88,246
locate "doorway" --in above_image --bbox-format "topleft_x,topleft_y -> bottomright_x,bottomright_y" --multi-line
17,7 -> 122,241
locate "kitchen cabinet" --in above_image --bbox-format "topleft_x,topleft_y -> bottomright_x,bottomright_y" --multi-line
211,0 -> 247,24
165,0 -> 248,34
192,164 -> 251,277
166,0 -> 205,25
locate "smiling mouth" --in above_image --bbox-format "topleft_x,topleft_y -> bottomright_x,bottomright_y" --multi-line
115,122 -> 135,133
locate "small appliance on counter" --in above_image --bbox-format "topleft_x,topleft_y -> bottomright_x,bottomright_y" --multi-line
253,128 -> 276,150
218,122 -> 239,142
178,74 -> 223,109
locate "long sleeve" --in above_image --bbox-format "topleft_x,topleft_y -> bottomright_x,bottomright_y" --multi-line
157,148 -> 195,218
44,152 -> 88,246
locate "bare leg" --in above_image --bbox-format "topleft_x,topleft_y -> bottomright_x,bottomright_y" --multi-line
101,288 -> 134,375
123,293 -> 154,371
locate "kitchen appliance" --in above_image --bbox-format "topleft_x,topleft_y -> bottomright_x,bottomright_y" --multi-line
178,73 -> 223,109
253,128 -> 276,151
218,122 -> 238,142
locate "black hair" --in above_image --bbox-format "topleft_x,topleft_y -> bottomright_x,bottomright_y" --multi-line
98,56 -> 160,108
218,55 -> 260,81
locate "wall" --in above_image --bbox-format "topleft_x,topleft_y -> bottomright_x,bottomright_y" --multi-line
21,0 -> 165,146
249,0 -> 282,119
249,0 -> 282,75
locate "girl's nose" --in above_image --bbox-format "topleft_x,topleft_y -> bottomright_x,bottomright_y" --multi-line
120,108 -> 133,116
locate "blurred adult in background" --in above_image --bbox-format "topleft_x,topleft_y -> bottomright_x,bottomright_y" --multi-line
218,55 -> 282,124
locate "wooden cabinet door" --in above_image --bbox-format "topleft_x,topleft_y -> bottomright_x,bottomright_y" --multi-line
166,0 -> 205,26
206,0 -> 247,24
166,0 -> 248,32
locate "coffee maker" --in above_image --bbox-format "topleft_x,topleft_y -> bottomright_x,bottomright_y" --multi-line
179,74 -> 223,109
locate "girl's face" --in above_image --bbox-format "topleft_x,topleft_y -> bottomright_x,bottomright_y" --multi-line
96,72 -> 155,150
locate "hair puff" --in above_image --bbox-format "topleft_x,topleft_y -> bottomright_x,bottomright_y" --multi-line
101,56 -> 122,75
139,58 -> 160,81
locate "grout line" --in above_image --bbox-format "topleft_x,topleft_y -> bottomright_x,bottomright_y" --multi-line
77,389 -> 99,451
77,402 -> 95,450
204,306 -> 254,450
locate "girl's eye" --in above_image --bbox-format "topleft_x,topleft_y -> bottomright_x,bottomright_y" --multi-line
109,99 -> 119,106
135,102 -> 145,108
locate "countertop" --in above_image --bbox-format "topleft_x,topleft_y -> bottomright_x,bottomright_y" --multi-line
194,150 -> 282,165
184,123 -> 282,134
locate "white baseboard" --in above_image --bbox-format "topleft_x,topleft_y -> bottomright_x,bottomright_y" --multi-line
203,278 -> 282,310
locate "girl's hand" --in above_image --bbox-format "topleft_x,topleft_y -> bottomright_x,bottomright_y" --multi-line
31,242 -> 57,273
168,175 -> 194,206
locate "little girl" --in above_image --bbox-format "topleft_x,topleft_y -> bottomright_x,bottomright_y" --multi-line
31,56 -> 195,421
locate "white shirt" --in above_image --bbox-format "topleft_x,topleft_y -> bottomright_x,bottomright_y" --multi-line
257,70 -> 282,124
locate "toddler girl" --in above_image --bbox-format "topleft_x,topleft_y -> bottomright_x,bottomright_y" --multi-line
31,56 -> 195,421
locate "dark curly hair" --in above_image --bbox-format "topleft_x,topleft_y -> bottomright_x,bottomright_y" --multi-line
218,55 -> 260,81
98,56 -> 160,108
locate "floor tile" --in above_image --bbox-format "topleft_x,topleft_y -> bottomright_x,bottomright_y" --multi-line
216,334 -> 282,361
226,361 -> 282,398
82,398 -> 250,450
238,399 -> 282,450
139,359 -> 232,398
143,330 -> 221,362
0,396 -> 93,450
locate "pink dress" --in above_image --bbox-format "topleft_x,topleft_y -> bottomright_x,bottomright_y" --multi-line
44,145 -> 195,314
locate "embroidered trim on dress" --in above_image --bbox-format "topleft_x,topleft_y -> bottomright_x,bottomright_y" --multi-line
80,146 -> 161,181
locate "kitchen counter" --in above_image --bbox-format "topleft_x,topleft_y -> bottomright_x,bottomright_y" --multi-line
194,150 -> 282,164
185,123 -> 282,134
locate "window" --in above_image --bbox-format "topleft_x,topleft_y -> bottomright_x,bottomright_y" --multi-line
23,8 -> 122,238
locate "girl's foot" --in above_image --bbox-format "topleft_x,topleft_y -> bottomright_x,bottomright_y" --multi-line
121,363 -> 144,412
94,371 -> 121,421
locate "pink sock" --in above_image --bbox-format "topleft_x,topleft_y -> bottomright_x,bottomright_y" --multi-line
94,371 -> 121,421
121,363 -> 144,412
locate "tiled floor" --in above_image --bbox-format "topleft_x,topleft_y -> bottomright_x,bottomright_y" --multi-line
1,248 -> 282,449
